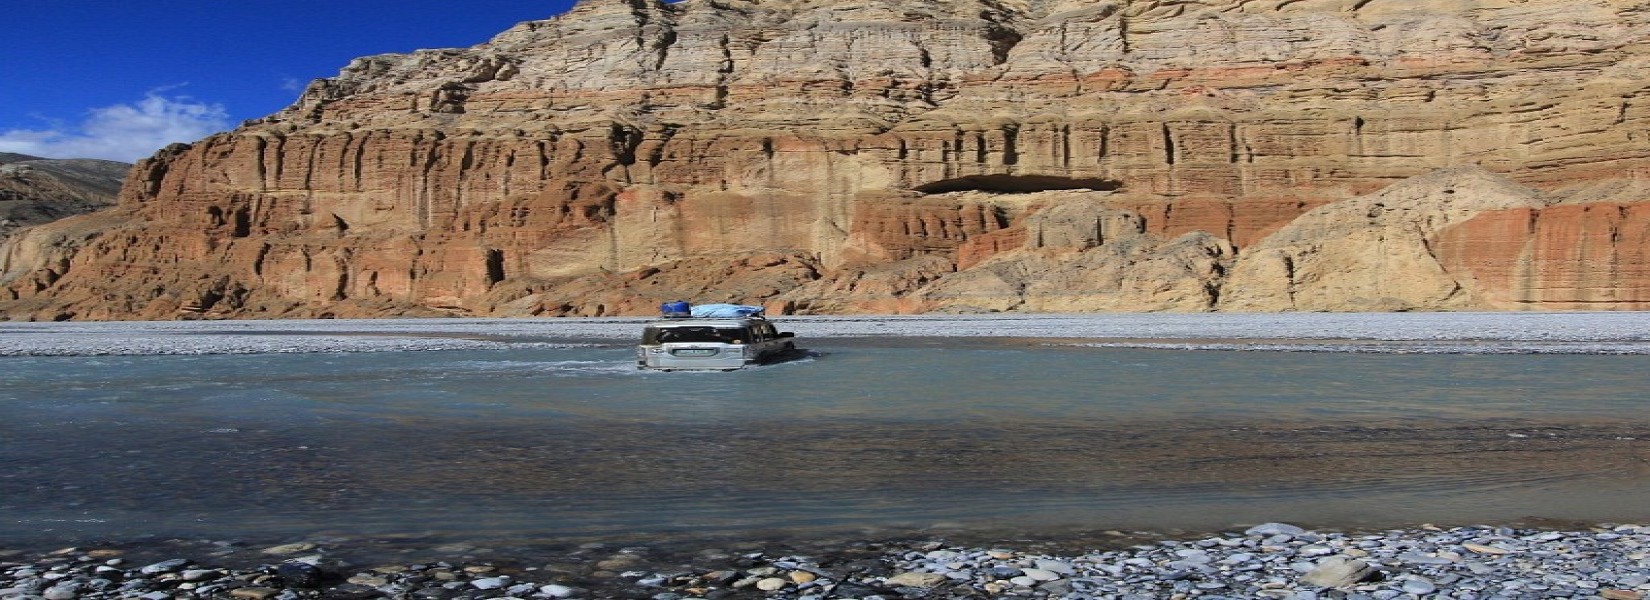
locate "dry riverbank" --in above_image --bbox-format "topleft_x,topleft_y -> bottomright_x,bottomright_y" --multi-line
3,312 -> 1650,356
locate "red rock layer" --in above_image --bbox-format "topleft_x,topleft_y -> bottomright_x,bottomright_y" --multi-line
1436,203 -> 1650,309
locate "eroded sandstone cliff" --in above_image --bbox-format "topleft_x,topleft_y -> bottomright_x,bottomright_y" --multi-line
3,0 -> 1648,319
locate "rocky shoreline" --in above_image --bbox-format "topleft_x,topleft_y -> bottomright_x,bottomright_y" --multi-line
4,523 -> 1647,599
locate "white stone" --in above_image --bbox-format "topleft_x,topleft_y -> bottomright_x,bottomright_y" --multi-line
1301,556 -> 1378,588
1402,577 -> 1438,595
1246,523 -> 1308,537
538,584 -> 575,598
1034,559 -> 1075,574
139,559 -> 189,575
1021,567 -> 1061,581
1299,545 -> 1334,557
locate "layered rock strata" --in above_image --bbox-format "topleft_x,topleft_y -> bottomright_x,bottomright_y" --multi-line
3,0 -> 1649,319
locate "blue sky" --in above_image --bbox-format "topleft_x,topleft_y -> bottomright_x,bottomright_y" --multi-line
1,1 -> 581,162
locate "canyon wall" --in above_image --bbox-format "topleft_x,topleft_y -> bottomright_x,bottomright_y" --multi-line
3,0 -> 1649,320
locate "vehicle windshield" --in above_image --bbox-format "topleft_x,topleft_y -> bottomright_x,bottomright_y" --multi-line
643,326 -> 749,344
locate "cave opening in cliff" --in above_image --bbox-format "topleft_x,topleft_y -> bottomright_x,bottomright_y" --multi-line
913,175 -> 1121,195
484,249 -> 506,287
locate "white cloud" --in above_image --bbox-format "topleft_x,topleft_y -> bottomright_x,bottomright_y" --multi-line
0,91 -> 232,163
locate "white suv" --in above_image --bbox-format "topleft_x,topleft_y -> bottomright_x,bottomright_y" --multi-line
636,316 -> 797,371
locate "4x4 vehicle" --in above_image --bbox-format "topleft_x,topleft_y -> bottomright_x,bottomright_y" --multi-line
637,316 -> 797,371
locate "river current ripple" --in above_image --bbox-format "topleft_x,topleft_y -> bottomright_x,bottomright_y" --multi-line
1,314 -> 1646,550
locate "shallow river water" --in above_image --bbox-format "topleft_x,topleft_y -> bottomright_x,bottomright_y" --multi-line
2,332 -> 1648,551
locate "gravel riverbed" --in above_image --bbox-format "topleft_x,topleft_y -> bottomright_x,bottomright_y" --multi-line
3,523 -> 1647,600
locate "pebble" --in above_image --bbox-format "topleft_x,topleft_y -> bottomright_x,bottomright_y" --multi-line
1246,523 -> 1309,537
138,558 -> 189,574
1301,556 -> 1379,587
1,524 -> 1647,599
886,571 -> 948,587
1398,551 -> 1456,565
1298,544 -> 1334,557
1020,567 -> 1060,581
259,543 -> 316,556
1033,559 -> 1074,574
1402,576 -> 1438,594
345,574 -> 387,586
539,583 -> 576,598
1462,542 -> 1513,555
229,587 -> 279,600
180,568 -> 220,581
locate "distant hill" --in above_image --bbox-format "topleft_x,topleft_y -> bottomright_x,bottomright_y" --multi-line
0,153 -> 130,239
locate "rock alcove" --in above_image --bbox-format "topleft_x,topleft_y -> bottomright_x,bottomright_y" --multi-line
913,174 -> 1122,195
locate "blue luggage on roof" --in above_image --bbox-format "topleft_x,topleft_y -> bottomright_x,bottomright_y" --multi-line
659,300 -> 692,317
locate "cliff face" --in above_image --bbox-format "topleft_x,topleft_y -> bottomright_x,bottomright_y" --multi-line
4,0 -> 1649,320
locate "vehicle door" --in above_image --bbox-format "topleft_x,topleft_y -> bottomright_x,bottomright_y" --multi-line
751,321 -> 779,356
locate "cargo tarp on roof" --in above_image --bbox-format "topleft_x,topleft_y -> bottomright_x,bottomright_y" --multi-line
689,304 -> 764,318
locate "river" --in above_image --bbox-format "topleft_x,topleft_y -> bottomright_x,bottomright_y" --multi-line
3,314 -> 1647,552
